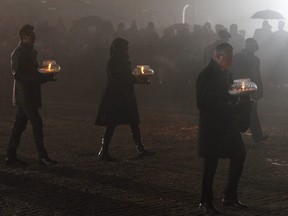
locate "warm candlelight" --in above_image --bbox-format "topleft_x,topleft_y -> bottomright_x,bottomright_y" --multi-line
241,82 -> 245,91
38,60 -> 61,74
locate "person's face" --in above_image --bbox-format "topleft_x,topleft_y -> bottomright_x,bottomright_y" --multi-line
215,50 -> 233,71
22,31 -> 36,44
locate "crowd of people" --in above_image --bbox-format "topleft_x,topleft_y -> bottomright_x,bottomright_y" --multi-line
0,16 -> 287,103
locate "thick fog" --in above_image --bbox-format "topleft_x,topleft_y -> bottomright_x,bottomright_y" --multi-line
1,0 -> 288,35
0,0 -> 288,104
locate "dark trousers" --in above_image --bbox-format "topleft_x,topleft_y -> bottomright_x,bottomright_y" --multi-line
200,153 -> 246,203
103,124 -> 142,144
7,106 -> 47,159
250,102 -> 264,142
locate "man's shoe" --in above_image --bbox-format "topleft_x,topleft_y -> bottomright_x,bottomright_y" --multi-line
222,199 -> 248,209
5,158 -> 28,166
137,149 -> 155,159
199,202 -> 222,215
98,153 -> 117,162
39,157 -> 57,166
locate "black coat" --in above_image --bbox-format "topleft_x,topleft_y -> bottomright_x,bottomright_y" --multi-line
196,60 -> 247,158
11,42 -> 48,107
95,55 -> 140,126
232,50 -> 263,100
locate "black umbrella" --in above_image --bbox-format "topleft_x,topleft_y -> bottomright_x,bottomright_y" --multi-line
251,10 -> 285,20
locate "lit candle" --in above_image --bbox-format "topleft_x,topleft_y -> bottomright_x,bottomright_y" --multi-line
141,66 -> 145,75
241,82 -> 245,91
48,63 -> 52,72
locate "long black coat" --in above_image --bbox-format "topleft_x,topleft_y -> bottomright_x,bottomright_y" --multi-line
95,55 -> 140,126
232,50 -> 263,100
196,60 -> 247,158
11,42 -> 47,107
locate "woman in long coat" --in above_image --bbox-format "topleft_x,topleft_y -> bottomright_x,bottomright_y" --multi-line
95,37 -> 153,161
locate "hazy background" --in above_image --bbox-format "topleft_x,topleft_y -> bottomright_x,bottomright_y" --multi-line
0,0 -> 287,36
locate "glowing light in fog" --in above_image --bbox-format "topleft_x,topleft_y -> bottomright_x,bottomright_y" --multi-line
182,4 -> 189,23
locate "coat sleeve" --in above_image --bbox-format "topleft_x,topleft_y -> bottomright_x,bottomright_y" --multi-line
107,60 -> 133,84
12,49 -> 48,84
196,71 -> 247,116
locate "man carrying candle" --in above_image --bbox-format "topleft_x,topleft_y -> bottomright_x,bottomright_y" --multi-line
5,24 -> 57,166
196,43 -> 251,215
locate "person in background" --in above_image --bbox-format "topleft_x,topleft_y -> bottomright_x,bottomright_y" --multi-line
5,24 -> 57,166
232,38 -> 268,143
196,43 -> 250,215
202,29 -> 231,68
95,37 -> 154,161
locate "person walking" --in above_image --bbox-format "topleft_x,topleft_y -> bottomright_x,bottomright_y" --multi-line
5,24 -> 57,166
95,38 -> 153,161
232,38 -> 268,143
196,43 -> 250,215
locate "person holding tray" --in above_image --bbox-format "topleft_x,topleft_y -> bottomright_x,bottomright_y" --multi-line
5,24 -> 57,166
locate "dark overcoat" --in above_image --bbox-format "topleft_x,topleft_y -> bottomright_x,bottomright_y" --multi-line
232,50 -> 263,100
196,60 -> 247,158
11,42 -> 49,107
95,55 -> 140,126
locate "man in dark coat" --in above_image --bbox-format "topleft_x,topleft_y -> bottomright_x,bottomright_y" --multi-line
232,38 -> 268,143
5,24 -> 57,166
196,43 -> 249,215
95,37 -> 153,161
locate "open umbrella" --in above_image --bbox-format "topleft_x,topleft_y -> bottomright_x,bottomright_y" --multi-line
251,10 -> 285,20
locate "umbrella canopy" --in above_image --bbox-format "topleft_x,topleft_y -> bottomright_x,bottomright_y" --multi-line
251,10 -> 285,20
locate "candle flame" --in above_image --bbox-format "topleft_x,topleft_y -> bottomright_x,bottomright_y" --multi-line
48,63 -> 52,71
141,66 -> 145,74
241,82 -> 245,91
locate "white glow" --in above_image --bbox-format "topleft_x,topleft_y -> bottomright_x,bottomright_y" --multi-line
187,0 -> 288,37
182,4 -> 189,24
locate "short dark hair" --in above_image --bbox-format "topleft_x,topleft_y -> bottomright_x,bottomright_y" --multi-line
19,24 -> 34,39
218,30 -> 231,40
245,38 -> 259,51
215,42 -> 233,55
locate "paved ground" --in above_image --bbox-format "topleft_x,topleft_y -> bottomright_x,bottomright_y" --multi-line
0,85 -> 287,216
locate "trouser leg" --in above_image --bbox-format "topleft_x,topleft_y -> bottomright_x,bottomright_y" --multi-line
130,124 -> 144,151
250,102 -> 263,141
22,107 -> 48,159
201,157 -> 219,203
224,153 -> 246,200
6,107 -> 28,159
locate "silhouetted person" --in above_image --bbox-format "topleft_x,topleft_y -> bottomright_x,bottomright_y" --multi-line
197,43 -> 250,215
229,24 -> 245,53
203,29 -> 231,68
253,20 -> 272,46
95,38 -> 154,161
6,24 -> 57,166
268,21 -> 288,87
232,38 -> 268,143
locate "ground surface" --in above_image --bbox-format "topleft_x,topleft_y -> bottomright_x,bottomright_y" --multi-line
0,85 -> 287,216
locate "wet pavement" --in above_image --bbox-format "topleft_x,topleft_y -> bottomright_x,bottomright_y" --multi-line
0,86 -> 287,215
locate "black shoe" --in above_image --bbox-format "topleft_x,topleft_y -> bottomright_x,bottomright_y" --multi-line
137,149 -> 155,159
222,199 -> 248,209
98,152 -> 116,162
199,202 -> 222,215
39,157 -> 57,166
5,158 -> 28,166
